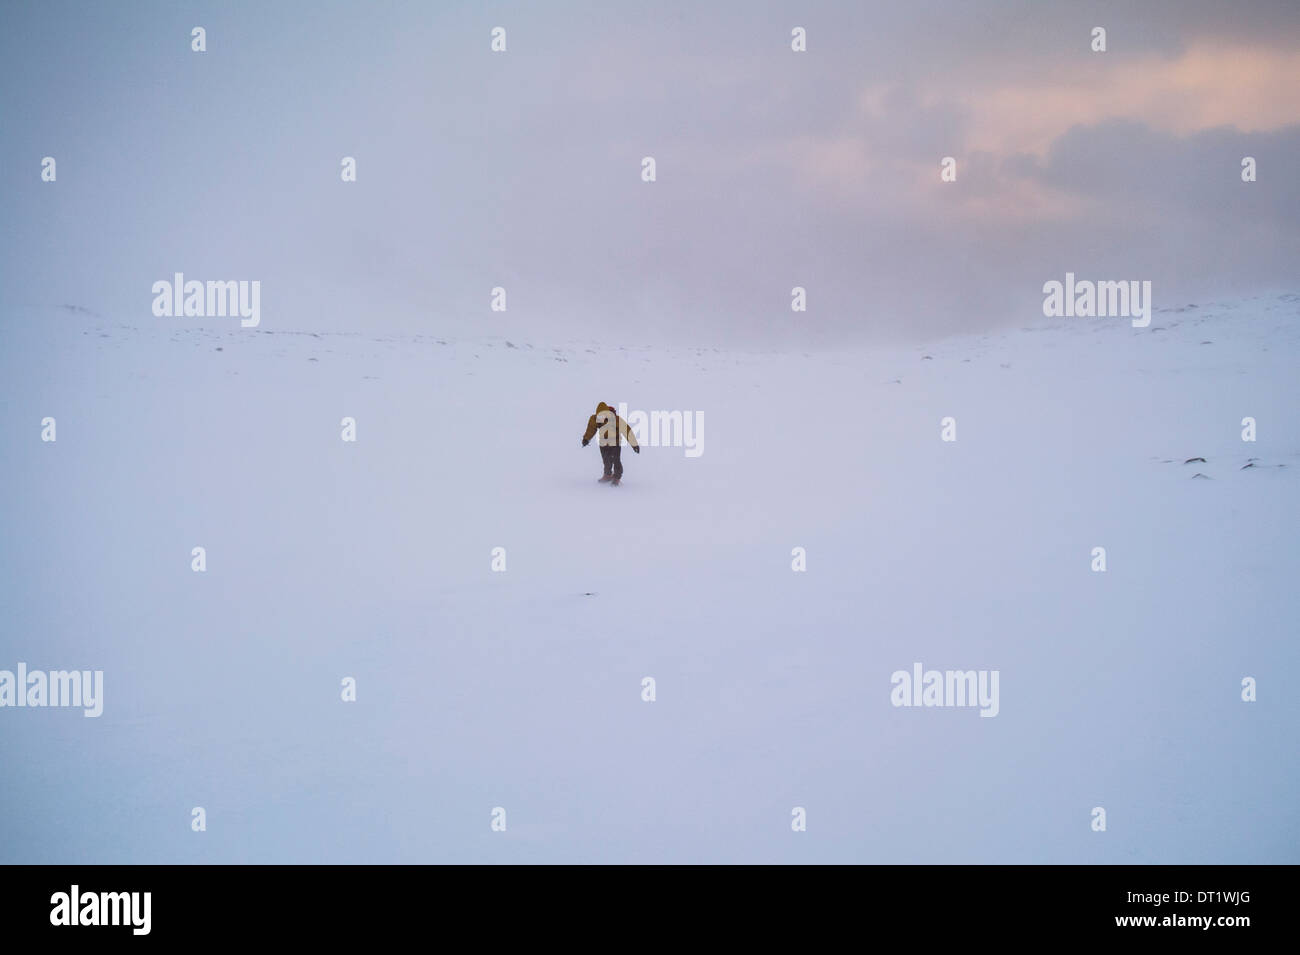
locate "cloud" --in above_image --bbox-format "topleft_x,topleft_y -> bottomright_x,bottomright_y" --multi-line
952,44 -> 1300,156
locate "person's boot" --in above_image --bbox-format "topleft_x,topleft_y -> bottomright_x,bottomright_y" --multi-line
598,474 -> 614,482
609,476 -> 621,486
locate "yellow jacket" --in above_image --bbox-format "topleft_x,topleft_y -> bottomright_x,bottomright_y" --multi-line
582,402 -> 640,449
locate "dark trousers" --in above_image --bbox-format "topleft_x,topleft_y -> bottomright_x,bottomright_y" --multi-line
599,444 -> 623,478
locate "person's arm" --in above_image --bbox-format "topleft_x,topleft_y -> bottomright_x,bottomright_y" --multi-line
582,415 -> 599,445
618,416 -> 640,451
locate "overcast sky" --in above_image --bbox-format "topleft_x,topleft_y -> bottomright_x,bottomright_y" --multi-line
2,0 -> 1297,345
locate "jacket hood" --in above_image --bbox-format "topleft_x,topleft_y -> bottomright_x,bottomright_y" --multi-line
596,402 -> 611,413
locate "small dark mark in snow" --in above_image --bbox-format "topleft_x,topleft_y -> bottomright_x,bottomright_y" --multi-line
308,357 -> 318,362
1184,457 -> 1206,464
921,355 -> 933,360
215,346 -> 223,351
1191,473 -> 1211,479
1200,341 -> 1213,345
1240,462 -> 1255,469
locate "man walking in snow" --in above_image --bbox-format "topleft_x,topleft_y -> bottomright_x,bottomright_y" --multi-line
581,401 -> 639,485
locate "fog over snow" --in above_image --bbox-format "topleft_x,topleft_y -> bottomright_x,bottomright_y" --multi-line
1,1 -> 1298,344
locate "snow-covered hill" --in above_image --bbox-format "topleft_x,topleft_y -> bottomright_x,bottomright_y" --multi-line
1,295 -> 1297,863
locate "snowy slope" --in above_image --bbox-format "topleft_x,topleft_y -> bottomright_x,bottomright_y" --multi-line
1,295 -> 1297,863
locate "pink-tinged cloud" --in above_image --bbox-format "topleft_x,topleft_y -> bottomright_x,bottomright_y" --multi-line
954,43 -> 1300,155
